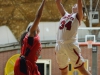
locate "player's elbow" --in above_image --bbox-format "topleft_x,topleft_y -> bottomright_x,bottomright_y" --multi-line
36,14 -> 41,19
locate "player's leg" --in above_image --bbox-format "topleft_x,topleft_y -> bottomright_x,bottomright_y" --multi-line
61,67 -> 68,75
65,44 -> 92,75
55,53 -> 69,75
77,64 -> 92,75
55,43 -> 69,75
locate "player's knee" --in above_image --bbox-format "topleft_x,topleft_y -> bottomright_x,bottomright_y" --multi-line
77,65 -> 91,75
61,68 -> 68,74
77,64 -> 85,71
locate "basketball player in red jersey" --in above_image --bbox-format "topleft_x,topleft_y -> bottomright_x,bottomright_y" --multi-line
55,0 -> 92,75
14,0 -> 45,75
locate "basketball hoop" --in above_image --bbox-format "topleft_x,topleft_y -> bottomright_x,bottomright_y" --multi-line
87,40 -> 93,48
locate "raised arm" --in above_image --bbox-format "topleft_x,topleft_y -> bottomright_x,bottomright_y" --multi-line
29,0 -> 45,37
77,0 -> 83,22
55,0 -> 66,16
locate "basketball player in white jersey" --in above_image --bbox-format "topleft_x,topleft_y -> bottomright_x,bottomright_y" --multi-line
55,0 -> 92,75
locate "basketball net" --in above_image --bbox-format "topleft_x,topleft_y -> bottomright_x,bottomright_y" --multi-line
87,40 -> 93,48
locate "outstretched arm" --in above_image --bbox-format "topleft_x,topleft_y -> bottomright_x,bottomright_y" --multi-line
77,0 -> 83,22
29,0 -> 45,37
55,0 -> 66,16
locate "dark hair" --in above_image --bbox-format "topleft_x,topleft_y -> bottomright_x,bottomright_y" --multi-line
20,31 -> 28,47
20,26 -> 32,46
27,26 -> 31,32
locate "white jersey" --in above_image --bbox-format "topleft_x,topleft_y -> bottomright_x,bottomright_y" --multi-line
56,12 -> 79,44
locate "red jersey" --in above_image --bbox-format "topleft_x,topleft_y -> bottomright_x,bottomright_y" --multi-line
21,34 -> 42,63
14,34 -> 41,75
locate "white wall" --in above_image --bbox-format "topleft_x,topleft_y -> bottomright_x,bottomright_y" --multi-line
0,26 -> 17,45
38,22 -> 59,41
78,21 -> 90,39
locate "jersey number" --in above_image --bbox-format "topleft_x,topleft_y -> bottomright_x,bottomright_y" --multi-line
59,20 -> 72,30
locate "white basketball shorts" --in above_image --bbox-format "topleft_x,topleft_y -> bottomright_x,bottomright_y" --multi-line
55,42 -> 85,70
